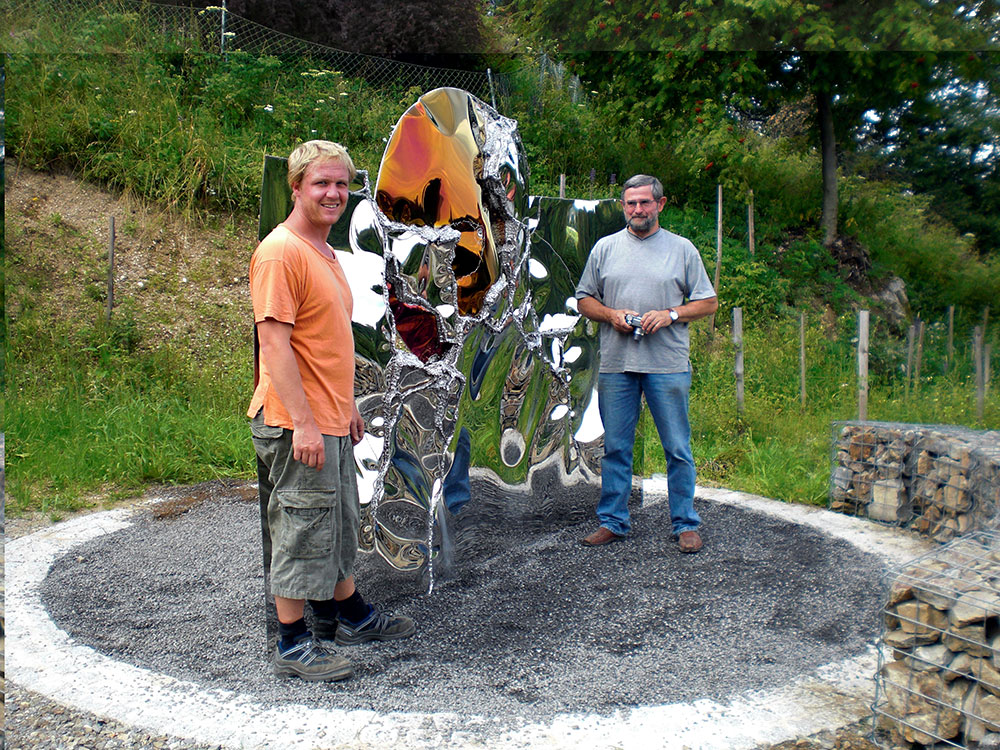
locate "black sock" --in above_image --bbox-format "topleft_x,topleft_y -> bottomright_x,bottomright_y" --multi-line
277,618 -> 308,651
308,598 -> 340,621
336,590 -> 371,624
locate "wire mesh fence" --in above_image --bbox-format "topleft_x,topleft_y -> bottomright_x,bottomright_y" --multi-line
875,530 -> 1000,749
8,0 -> 506,104
830,421 -> 1000,544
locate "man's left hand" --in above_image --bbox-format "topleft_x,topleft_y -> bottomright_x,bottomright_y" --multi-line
640,309 -> 675,334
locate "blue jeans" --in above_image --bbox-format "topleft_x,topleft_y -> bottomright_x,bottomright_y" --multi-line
442,426 -> 472,515
596,371 -> 701,537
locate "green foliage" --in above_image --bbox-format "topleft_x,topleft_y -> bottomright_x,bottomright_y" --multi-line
841,176 -> 1000,314
864,54 -> 1000,257
6,290 -> 254,516
509,0 -> 994,54
4,0 -> 999,517
6,51 -> 414,214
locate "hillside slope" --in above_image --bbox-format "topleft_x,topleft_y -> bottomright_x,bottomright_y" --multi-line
6,161 -> 257,359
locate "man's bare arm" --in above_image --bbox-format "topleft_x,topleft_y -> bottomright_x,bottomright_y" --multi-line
256,319 -> 325,470
577,295 -> 638,334
641,296 -> 719,334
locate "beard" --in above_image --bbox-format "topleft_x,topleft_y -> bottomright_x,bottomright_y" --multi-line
627,214 -> 655,234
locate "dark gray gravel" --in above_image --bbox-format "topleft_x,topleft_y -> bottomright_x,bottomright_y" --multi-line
38,478 -> 887,732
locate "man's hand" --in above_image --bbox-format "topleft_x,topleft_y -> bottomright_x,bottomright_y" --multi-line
292,420 -> 325,470
579,296 -> 639,334
610,308 -> 641,334
639,309 -> 675,334
349,402 -> 365,446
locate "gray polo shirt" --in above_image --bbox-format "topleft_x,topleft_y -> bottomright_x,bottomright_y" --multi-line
575,227 -> 715,374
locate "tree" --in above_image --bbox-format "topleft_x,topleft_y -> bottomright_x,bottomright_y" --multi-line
508,0 -> 999,247
859,53 -> 1000,255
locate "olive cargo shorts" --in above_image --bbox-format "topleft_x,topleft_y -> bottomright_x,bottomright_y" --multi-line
251,412 -> 360,601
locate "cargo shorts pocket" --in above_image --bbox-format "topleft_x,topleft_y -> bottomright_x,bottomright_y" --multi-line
275,489 -> 336,559
250,410 -> 285,440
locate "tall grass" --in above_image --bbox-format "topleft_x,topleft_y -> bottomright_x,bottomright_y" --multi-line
5,302 -> 253,516
643,313 -> 999,506
6,50 -> 423,215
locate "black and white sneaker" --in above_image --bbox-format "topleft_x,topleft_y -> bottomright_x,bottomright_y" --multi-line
335,607 -> 416,646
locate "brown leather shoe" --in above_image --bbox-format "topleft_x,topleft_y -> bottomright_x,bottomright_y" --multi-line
580,527 -> 624,547
678,530 -> 703,553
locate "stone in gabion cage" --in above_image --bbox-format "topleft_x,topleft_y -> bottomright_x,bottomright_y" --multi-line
874,530 -> 1000,748
829,421 -> 1000,543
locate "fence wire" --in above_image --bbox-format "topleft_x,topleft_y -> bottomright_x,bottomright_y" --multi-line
829,421 -> 1000,544
9,0 -> 506,104
875,530 -> 1000,749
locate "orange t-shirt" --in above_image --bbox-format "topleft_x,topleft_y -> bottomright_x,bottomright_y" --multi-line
247,224 -> 355,436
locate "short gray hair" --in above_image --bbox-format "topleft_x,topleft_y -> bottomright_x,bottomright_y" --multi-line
621,174 -> 663,201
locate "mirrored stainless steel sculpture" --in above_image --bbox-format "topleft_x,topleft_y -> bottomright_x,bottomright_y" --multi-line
258,88 -> 626,584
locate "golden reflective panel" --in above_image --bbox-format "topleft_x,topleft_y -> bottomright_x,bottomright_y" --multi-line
376,88 -> 499,321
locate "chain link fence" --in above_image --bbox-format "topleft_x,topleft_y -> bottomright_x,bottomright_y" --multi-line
11,0 -> 507,105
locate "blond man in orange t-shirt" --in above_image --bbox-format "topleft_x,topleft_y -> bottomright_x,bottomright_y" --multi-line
249,140 -> 414,683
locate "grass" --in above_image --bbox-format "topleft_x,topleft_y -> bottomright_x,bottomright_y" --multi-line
642,318 -> 1000,506
5,309 -> 254,516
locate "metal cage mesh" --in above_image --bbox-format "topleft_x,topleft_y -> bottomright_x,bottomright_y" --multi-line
829,421 -> 1000,544
875,530 -> 1000,748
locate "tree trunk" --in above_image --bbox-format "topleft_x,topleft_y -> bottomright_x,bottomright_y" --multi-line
817,88 -> 838,248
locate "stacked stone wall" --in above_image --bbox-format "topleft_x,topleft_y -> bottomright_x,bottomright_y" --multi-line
830,422 -> 1000,543
875,532 -> 1000,748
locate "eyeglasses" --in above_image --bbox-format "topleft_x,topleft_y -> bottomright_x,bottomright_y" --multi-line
622,199 -> 657,209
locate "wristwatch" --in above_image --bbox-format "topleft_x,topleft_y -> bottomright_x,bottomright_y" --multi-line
668,308 -> 679,322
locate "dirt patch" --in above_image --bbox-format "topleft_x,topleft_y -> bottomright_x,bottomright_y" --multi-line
5,160 -> 258,355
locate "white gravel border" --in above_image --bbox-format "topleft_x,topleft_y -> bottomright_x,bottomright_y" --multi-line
7,482 -> 935,749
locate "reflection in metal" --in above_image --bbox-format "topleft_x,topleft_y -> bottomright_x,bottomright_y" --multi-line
258,88 -> 626,586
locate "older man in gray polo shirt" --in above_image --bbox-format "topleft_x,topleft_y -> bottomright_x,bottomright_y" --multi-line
575,174 -> 718,552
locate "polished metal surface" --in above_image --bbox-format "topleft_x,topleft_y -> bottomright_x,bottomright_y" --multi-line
259,88 -> 625,579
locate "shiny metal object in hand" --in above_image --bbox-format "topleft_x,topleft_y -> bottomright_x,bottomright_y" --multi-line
624,313 -> 645,340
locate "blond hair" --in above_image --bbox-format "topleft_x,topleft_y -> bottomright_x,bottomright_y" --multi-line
287,140 -> 357,192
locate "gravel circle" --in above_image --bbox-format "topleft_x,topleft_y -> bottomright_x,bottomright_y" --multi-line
35,480 -> 887,730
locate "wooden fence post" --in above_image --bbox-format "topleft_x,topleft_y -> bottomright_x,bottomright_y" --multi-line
559,174 -> 566,199
915,318 -> 925,392
905,323 -> 915,401
858,310 -> 870,421
106,215 -> 116,322
946,305 -> 955,374
710,184 -> 722,335
733,306 -> 744,415
987,342 -> 994,398
799,311 -> 806,409
974,325 -> 985,422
